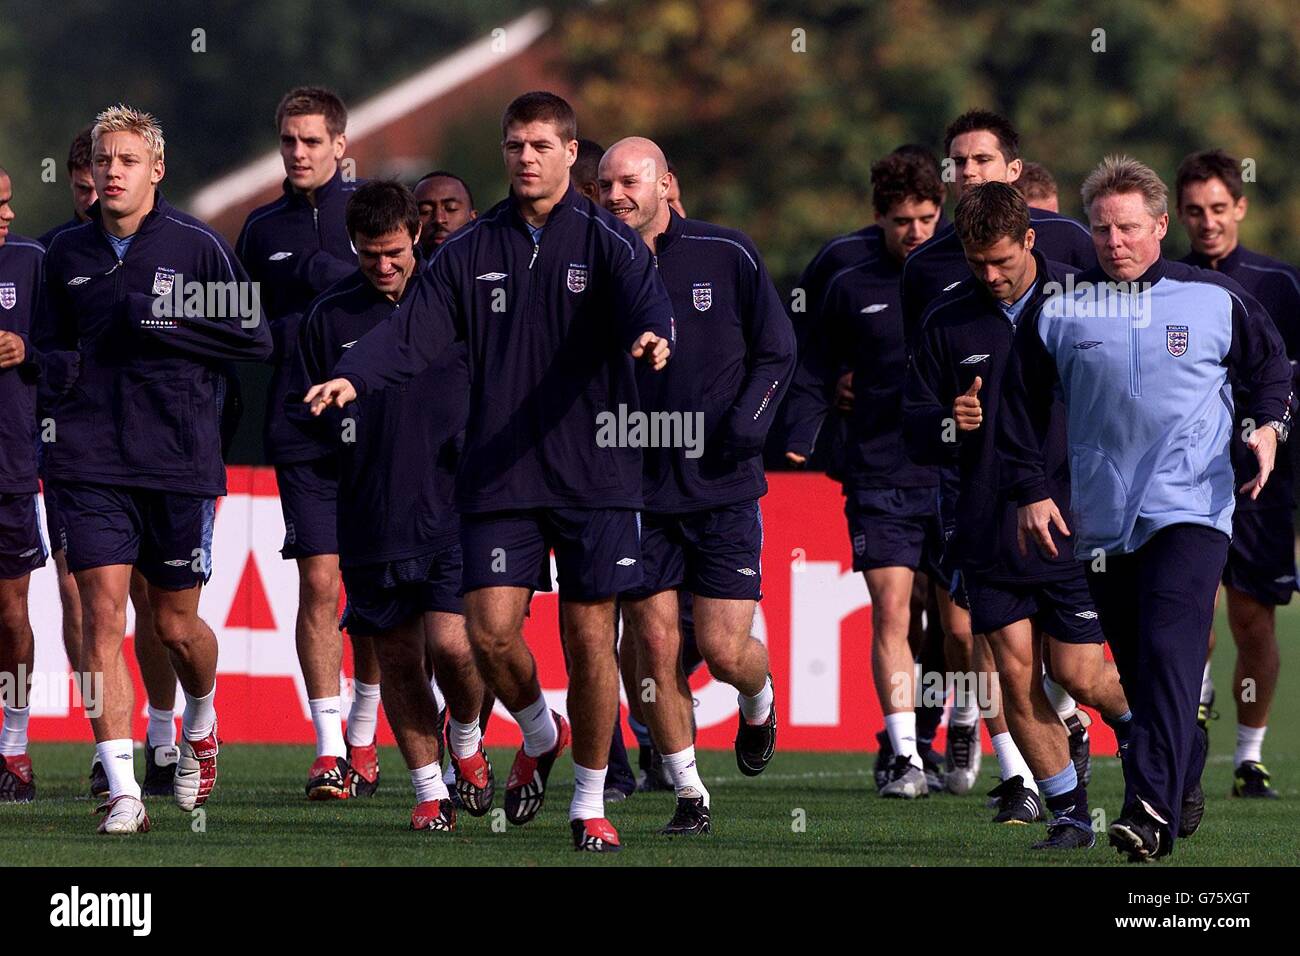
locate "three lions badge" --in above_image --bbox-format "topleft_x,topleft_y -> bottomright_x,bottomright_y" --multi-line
1166,325 -> 1188,357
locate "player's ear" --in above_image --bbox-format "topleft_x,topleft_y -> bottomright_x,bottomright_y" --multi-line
1006,158 -> 1023,183
334,134 -> 347,160
1023,227 -> 1036,253
152,158 -> 166,185
1154,211 -> 1169,240
1235,195 -> 1248,222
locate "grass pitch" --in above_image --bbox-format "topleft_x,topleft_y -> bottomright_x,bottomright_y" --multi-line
3,600 -> 1297,867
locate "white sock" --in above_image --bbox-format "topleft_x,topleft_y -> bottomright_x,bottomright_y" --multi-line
1200,662 -> 1215,705
309,696 -> 346,758
662,745 -> 710,804
738,675 -> 773,725
949,675 -> 980,725
884,711 -> 921,768
96,738 -> 141,800
511,695 -> 557,757
181,684 -> 216,741
448,717 -> 482,759
1235,724 -> 1266,766
410,760 -> 448,803
0,705 -> 31,756
1041,674 -> 1077,718
991,731 -> 1038,792
569,763 -> 606,821
146,706 -> 176,748
346,680 -> 381,747
429,678 -> 446,714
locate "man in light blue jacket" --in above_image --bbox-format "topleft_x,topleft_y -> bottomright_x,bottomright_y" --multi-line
999,155 -> 1292,861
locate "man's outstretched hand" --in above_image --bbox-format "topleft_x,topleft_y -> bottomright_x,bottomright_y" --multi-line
1016,497 -> 1071,558
631,331 -> 671,371
304,378 -> 358,415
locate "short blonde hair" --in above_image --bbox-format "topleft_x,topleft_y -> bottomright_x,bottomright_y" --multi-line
92,104 -> 165,163
1081,154 -> 1167,218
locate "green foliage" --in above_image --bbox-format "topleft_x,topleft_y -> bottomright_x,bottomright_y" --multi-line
0,0 -> 543,234
557,0 -> 1300,287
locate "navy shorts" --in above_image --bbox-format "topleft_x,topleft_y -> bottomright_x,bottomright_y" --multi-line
52,482 -> 214,590
1223,507 -> 1299,606
844,484 -> 947,582
0,493 -> 47,580
42,485 -> 65,555
277,459 -> 339,559
964,568 -> 1103,644
340,544 -> 464,637
626,502 -> 763,601
460,508 -> 642,601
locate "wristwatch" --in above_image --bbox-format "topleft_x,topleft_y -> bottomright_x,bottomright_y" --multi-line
1266,419 -> 1290,443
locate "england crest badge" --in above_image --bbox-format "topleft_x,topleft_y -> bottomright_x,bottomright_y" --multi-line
566,265 -> 587,293
0,282 -> 15,310
152,267 -> 176,297
692,282 -> 713,311
1166,325 -> 1188,357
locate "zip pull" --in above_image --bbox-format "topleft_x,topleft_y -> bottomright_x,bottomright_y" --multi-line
653,254 -> 659,270
105,259 -> 123,275
528,242 -> 539,270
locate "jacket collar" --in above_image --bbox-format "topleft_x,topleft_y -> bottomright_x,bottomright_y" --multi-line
281,164 -> 345,207
87,189 -> 171,239
654,207 -> 686,255
1184,242 -> 1244,272
509,181 -> 579,230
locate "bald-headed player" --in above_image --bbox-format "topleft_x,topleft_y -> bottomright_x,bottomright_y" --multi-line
600,136 -> 794,835
413,170 -> 476,257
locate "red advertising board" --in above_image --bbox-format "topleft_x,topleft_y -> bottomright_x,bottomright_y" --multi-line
26,468 -> 1114,755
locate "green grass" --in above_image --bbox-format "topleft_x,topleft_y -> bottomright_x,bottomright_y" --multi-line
3,599 -> 1297,867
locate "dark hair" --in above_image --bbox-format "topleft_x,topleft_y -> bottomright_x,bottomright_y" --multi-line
67,126 -> 94,173
346,180 -> 420,241
890,142 -> 943,180
1175,149 -> 1244,207
415,169 -> 475,210
276,86 -> 348,138
944,109 -> 1020,163
1014,161 -> 1057,201
572,139 -> 605,188
501,91 -> 577,143
954,181 -> 1030,250
871,151 -> 945,217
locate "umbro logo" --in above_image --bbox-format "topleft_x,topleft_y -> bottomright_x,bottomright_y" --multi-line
1275,575 -> 1295,584
19,547 -> 39,558
163,559 -> 190,567
476,272 -> 508,281
616,557 -> 637,566
943,281 -> 961,292
341,340 -> 357,349
1074,340 -> 1103,350
269,251 -> 294,261
960,354 -> 990,365
736,567 -> 757,576
1075,610 -> 1099,619
861,303 -> 889,314
68,276 -> 91,286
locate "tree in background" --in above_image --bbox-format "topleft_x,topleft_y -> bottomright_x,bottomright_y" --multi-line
557,0 -> 1300,289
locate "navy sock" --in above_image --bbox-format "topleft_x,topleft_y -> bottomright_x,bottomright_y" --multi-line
1038,763 -> 1091,826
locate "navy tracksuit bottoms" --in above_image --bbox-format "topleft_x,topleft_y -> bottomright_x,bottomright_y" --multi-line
1086,523 -> 1228,848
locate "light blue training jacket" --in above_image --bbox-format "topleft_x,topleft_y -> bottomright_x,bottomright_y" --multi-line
1000,257 -> 1292,557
